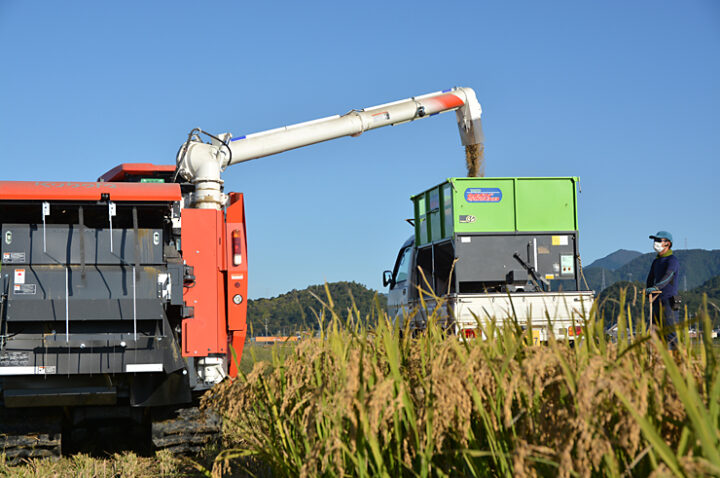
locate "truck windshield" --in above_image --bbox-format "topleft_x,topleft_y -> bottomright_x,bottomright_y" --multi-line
393,247 -> 413,285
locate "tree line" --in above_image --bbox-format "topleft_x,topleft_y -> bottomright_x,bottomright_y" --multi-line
247,281 -> 387,336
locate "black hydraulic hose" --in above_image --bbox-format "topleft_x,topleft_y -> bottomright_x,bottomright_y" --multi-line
199,129 -> 233,163
172,128 -> 201,183
512,252 -> 546,292
172,128 -> 233,183
0,275 -> 8,350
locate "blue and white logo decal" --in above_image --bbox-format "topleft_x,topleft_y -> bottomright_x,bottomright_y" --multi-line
464,188 -> 502,203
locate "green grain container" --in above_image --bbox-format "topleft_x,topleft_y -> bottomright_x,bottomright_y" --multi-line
412,177 -> 579,246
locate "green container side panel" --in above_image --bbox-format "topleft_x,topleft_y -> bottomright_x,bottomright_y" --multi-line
442,183 -> 453,239
429,210 -> 442,242
515,178 -> 577,231
415,195 -> 427,245
417,194 -> 426,216
452,178 -> 516,233
412,177 -> 579,245
428,188 -> 442,242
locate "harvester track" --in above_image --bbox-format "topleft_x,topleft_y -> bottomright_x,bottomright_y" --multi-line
151,406 -> 221,455
0,408 -> 62,465
0,406 -> 220,464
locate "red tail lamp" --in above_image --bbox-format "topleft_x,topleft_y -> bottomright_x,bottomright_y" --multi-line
232,230 -> 242,266
568,326 -> 583,336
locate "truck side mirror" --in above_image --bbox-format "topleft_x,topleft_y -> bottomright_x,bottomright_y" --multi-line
382,270 -> 393,288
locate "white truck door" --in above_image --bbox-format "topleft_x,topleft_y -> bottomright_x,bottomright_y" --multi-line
387,244 -> 414,321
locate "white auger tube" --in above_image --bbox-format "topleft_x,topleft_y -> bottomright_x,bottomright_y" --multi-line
177,87 -> 484,209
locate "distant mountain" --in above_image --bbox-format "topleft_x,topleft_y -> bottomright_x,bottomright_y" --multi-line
584,249 -> 720,293
586,249 -> 642,271
247,281 -> 387,336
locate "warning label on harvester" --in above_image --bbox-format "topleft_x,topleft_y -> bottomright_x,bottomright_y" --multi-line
2,252 -> 26,264
0,351 -> 30,367
13,284 -> 36,295
14,269 -> 25,284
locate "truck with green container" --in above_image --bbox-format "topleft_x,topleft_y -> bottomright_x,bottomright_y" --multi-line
383,177 -> 594,341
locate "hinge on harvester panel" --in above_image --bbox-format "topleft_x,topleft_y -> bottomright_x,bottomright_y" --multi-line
171,202 -> 182,233
183,265 -> 195,286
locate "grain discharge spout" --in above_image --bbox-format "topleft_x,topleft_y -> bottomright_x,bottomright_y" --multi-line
176,87 -> 485,208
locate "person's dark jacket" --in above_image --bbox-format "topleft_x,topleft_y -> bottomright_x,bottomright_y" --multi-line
646,251 -> 680,300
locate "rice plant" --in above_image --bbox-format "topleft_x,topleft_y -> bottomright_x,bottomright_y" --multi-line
203,286 -> 720,477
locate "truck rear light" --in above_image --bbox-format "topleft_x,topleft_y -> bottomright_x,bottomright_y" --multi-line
462,328 -> 476,339
568,326 -> 583,336
232,229 -> 242,266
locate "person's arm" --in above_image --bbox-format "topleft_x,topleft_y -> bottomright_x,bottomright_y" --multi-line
653,257 -> 679,291
646,264 -> 654,288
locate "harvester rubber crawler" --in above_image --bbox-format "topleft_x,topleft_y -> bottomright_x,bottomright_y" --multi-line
0,408 -> 62,464
151,406 -> 221,454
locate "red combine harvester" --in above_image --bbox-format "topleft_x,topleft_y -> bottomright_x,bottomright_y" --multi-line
0,87 -> 484,459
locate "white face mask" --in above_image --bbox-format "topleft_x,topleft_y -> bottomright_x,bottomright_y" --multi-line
653,242 -> 665,253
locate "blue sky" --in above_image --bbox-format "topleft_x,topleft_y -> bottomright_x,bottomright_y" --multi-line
1,1 -> 718,299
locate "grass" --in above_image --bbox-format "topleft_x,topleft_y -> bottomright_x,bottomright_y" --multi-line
0,450 -> 194,477
204,286 -> 720,477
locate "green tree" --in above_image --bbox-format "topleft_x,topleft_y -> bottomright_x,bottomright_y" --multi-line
247,282 -> 387,335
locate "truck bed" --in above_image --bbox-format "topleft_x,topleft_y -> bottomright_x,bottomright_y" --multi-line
407,291 -> 595,341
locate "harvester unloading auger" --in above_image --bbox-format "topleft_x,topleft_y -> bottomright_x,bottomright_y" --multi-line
176,86 -> 485,209
0,87 -> 484,461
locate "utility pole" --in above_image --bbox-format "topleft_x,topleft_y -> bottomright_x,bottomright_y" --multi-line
601,269 -> 606,290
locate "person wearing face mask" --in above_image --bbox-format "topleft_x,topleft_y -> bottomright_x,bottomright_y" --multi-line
645,230 -> 680,349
